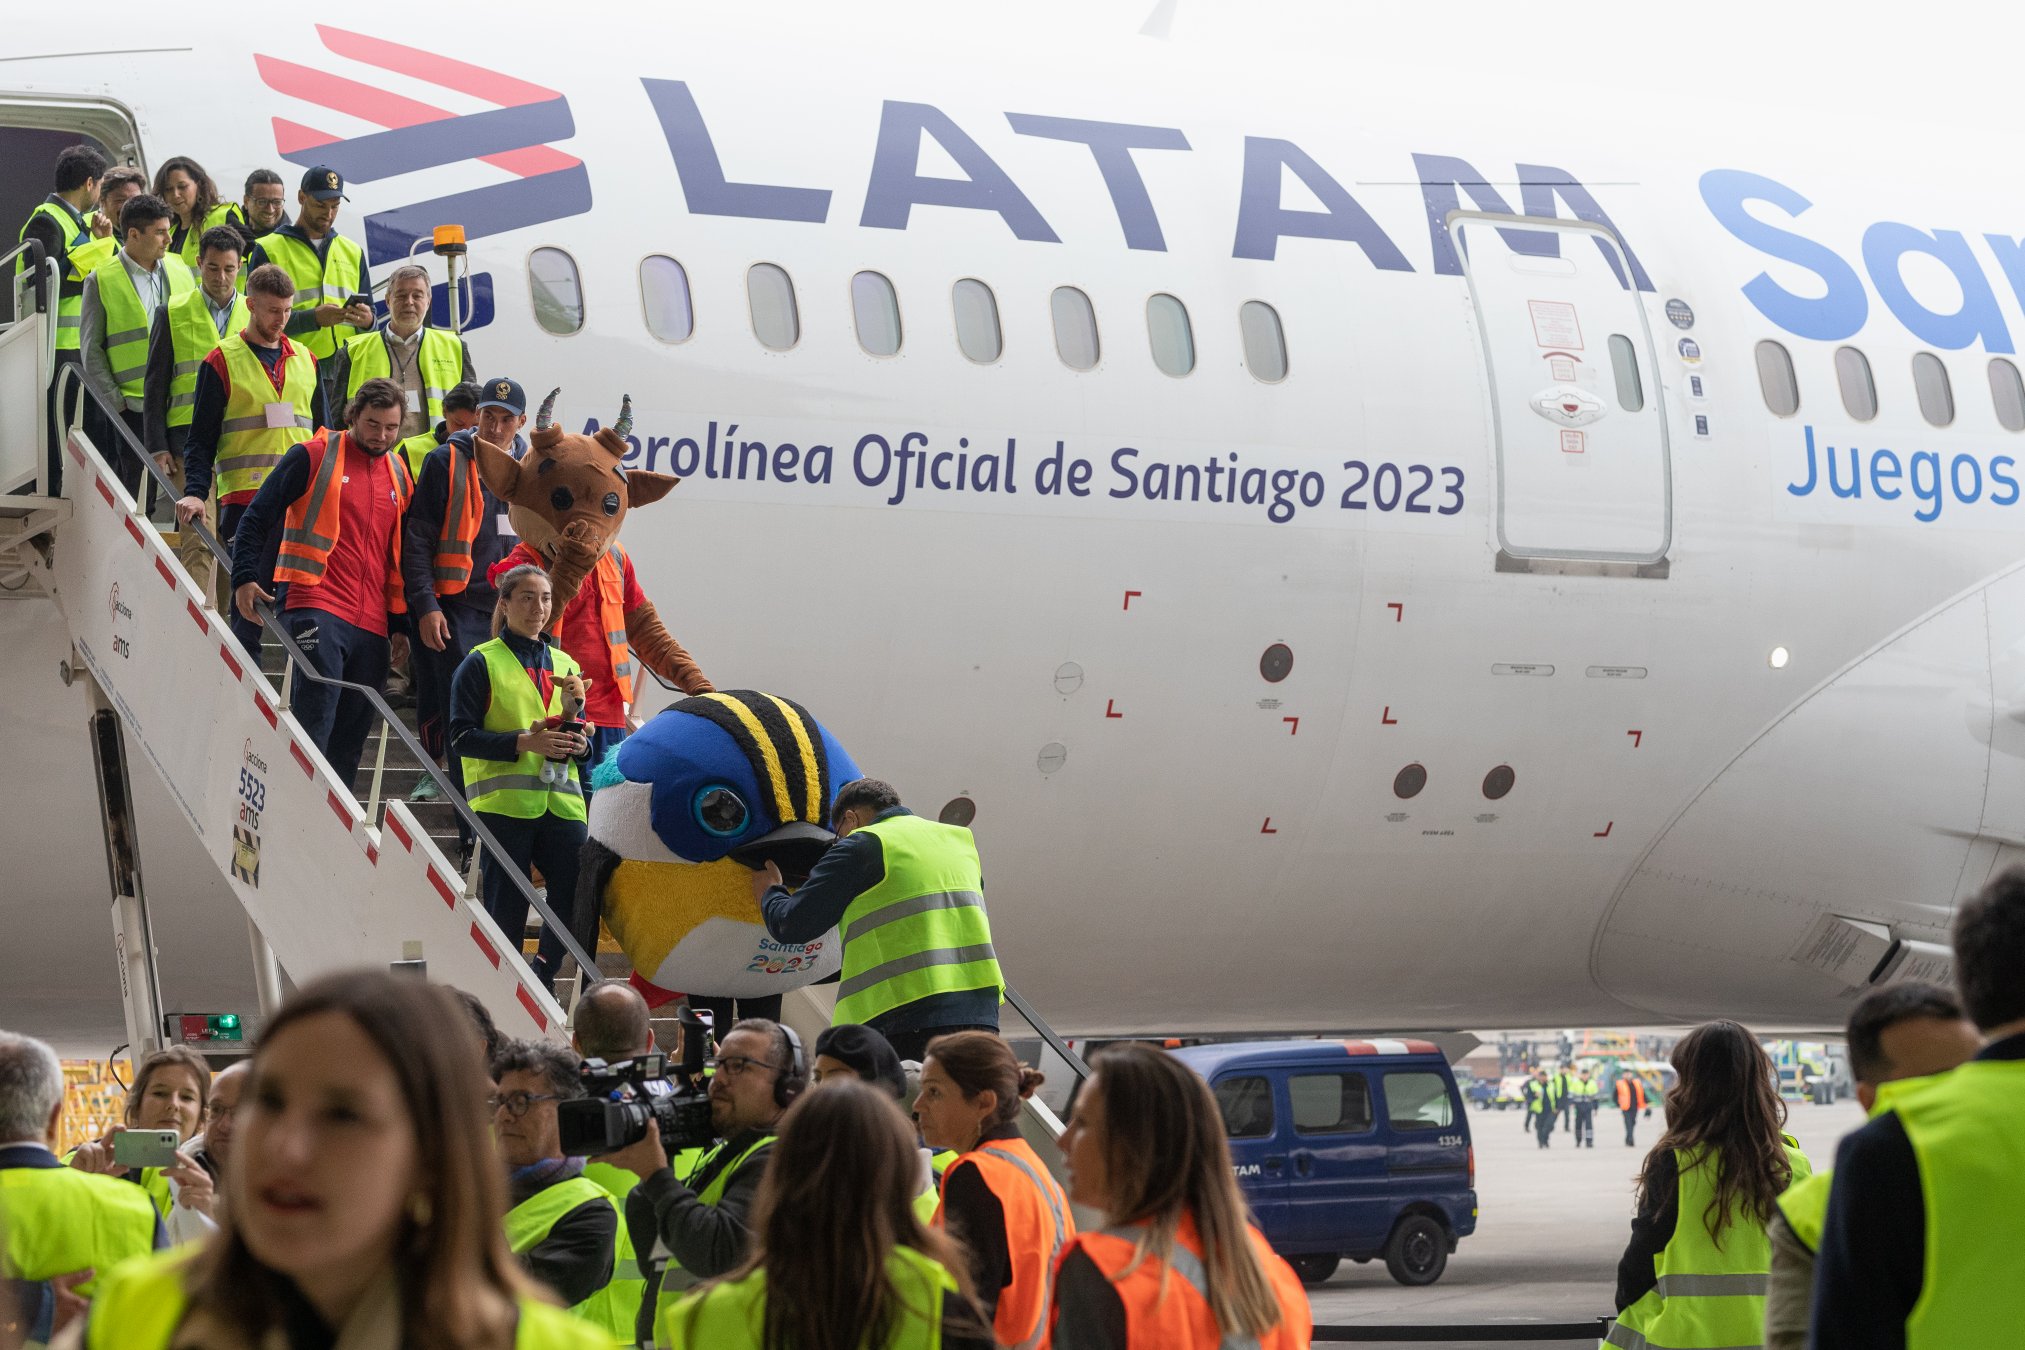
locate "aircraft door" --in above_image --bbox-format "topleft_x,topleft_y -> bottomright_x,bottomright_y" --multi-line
1452,213 -> 1670,570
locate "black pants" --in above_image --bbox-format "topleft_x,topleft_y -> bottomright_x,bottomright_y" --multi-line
885,1024 -> 999,1063
479,808 -> 585,988
1533,1109 -> 1555,1148
1623,1107 -> 1640,1147
415,603 -> 493,844
219,502 -> 279,660
1573,1101 -> 1596,1146
284,607 -> 389,792
102,406 -> 149,501
44,354 -> 81,495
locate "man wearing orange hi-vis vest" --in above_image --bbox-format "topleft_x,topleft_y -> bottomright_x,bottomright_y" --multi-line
232,377 -> 413,790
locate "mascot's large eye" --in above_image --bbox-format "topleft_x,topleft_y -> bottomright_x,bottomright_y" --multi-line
692,785 -> 749,837
602,492 -> 621,515
550,487 -> 575,512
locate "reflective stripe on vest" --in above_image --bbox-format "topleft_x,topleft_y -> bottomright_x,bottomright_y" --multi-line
833,814 -> 1001,1026
962,1139 -> 1073,1350
596,546 -> 635,704
1606,1138 -> 1812,1350
660,1242 -> 955,1350
341,326 -> 463,423
255,230 -> 365,359
274,432 -> 412,613
0,1161 -> 160,1301
1069,1215 -> 1310,1350
163,287 -> 250,428
459,638 -> 587,821
502,1175 -> 643,1340
434,440 -> 486,592
649,1135 -> 774,1334
1896,1059 -> 2025,1349
93,254 -> 194,396
214,335 -> 316,498
18,201 -> 91,351
85,1245 -> 615,1350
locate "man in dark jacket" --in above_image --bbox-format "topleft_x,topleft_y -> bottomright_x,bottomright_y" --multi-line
489,1040 -> 621,1315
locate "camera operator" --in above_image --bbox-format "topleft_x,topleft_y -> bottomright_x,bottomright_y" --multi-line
489,1040 -> 642,1340
570,982 -> 708,1202
605,1018 -> 805,1337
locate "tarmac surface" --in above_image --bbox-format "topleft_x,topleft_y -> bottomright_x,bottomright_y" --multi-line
1302,1096 -> 1861,1346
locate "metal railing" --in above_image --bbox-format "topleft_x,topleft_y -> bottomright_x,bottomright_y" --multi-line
53,363 -> 604,986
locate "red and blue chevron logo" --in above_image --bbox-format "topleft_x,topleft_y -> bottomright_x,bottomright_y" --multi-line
255,26 -> 590,306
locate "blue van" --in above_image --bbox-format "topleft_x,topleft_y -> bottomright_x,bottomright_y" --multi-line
1171,1039 -> 1476,1286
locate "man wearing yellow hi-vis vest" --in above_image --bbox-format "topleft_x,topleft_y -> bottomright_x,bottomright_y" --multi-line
757,778 -> 1003,1062
80,193 -> 192,496
1810,868 -> 2025,1350
325,263 -> 474,442
245,164 -> 372,364
17,143 -> 117,492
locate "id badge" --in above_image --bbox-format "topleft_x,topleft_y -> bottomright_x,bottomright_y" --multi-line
263,402 -> 296,430
405,388 -> 422,413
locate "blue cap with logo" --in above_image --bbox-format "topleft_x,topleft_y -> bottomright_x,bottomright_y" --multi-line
300,166 -> 348,202
477,377 -> 526,415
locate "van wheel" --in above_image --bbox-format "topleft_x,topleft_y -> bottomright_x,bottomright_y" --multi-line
1287,1253 -> 1340,1285
1384,1214 -> 1448,1286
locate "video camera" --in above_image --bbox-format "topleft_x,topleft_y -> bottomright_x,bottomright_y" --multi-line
557,1006 -> 717,1156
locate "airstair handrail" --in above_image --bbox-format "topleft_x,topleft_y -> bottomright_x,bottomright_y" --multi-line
54,363 -> 604,986
3,238 -> 51,324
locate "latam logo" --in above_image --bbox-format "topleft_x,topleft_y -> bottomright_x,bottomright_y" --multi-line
255,26 -> 593,328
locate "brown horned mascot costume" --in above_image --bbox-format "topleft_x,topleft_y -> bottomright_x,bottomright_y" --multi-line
478,389 -> 713,742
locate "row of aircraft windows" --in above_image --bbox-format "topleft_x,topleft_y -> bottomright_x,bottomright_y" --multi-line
524,247 -> 1292,381
1755,339 -> 2025,432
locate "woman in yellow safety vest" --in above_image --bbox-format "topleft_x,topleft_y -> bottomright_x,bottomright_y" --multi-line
153,156 -> 233,274
450,564 -> 593,991
661,1077 -> 994,1350
65,1044 -> 217,1244
67,970 -> 610,1350
1605,1020 -> 1812,1350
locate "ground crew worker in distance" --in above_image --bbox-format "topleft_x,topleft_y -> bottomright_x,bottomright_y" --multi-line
1051,1042 -> 1313,1350
489,1039 -> 640,1340
176,263 -> 316,660
232,378 -> 413,791
913,1031 -> 1071,1347
16,143 -> 113,490
67,971 -> 611,1350
1616,1068 -> 1649,1147
660,1078 -> 994,1350
79,193 -> 191,495
450,564 -> 592,991
1809,867 -> 2025,1350
245,165 -> 371,363
1760,982 -> 1975,1350
1606,1020 -> 1811,1350
1569,1066 -> 1600,1148
325,263 -> 474,441
0,1031 -> 165,1343
755,778 -> 1004,1061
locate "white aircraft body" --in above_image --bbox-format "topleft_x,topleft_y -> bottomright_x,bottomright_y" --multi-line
4,3 -> 2020,1046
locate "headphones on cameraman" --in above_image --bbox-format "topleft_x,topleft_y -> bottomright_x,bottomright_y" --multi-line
773,1023 -> 807,1108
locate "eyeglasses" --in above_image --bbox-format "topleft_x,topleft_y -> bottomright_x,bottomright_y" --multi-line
710,1056 -> 780,1079
487,1091 -> 559,1119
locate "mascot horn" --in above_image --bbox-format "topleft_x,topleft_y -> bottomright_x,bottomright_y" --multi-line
577,692 -> 861,1001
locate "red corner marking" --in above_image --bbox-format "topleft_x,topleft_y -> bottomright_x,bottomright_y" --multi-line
387,812 -> 413,852
1387,602 -> 1404,622
289,741 -> 314,777
365,842 -> 379,867
94,478 -> 115,507
516,984 -> 548,1031
253,692 -> 278,729
326,790 -> 353,829
184,599 -> 208,633
218,643 -> 243,681
1627,729 -> 1643,748
1283,716 -> 1299,735
66,439 -> 84,466
1261,817 -> 1277,834
1594,821 -> 1614,838
123,516 -> 145,546
470,922 -> 501,969
1381,706 -> 1398,725
1123,589 -> 1142,611
427,867 -> 457,908
153,557 -> 177,590
1104,698 -> 1123,719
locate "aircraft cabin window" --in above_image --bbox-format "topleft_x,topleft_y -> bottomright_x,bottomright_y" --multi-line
1145,293 -> 1194,377
952,278 -> 1002,363
1239,300 -> 1288,382
1835,346 -> 1877,421
1051,286 -> 1100,370
747,262 -> 800,351
1990,358 -> 2025,432
527,247 -> 583,336
639,255 -> 693,343
1755,339 -> 1800,417
850,270 -> 903,356
1607,333 -> 1644,412
1912,351 -> 1954,427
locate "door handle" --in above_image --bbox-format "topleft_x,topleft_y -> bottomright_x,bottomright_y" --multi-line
1292,1151 -> 1314,1177
1261,1156 -> 1285,1172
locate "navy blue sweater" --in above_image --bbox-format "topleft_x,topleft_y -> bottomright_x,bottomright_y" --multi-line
402,430 -> 522,619
449,630 -> 595,769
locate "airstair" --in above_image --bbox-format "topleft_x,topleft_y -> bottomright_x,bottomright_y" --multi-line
2,240 -> 1084,1169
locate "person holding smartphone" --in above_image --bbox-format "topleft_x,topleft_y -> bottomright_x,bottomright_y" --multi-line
65,1045 -> 217,1245
449,563 -> 593,990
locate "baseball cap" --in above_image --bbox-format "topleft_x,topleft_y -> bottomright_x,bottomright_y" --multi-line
300,166 -> 348,201
477,377 -> 526,415
812,1024 -> 907,1100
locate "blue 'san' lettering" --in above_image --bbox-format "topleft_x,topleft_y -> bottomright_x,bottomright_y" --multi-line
1701,170 -> 1868,341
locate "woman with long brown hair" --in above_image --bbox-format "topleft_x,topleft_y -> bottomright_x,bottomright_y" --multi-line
1608,1020 -> 1813,1350
66,1045 -> 216,1243
152,156 -> 227,272
660,1077 -> 992,1350
1050,1042 -> 1310,1350
913,1031 -> 1072,1347
67,971 -> 608,1350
